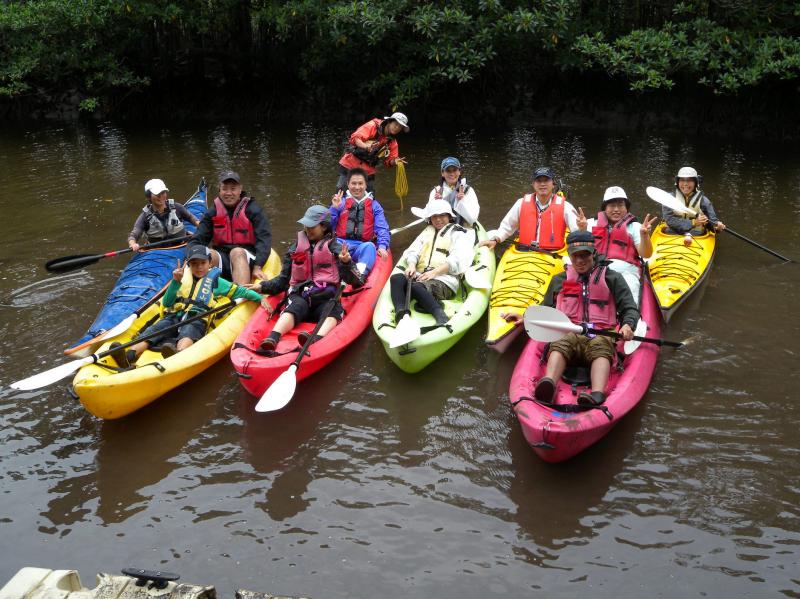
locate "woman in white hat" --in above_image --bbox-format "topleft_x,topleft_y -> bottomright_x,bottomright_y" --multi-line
389,199 -> 474,325
336,112 -> 409,192
577,186 -> 657,305
663,166 -> 726,245
127,178 -> 200,251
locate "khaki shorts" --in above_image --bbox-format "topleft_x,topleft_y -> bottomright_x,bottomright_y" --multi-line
419,279 -> 455,301
548,332 -> 616,364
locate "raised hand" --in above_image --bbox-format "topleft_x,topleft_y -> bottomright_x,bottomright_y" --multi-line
339,241 -> 351,263
640,214 -> 658,235
331,189 -> 344,209
576,207 -> 588,230
172,259 -> 185,282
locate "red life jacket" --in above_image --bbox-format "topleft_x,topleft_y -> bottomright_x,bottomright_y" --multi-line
335,195 -> 375,242
518,194 -> 566,250
555,265 -> 617,330
211,197 -> 256,246
592,212 -> 639,264
289,232 -> 340,289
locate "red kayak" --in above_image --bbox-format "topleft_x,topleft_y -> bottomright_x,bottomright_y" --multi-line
231,253 -> 392,397
509,275 -> 661,463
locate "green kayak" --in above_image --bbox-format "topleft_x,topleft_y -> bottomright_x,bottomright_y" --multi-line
372,223 -> 497,373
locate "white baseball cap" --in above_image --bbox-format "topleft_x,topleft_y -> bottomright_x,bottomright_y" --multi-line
384,112 -> 410,132
144,178 -> 168,196
603,186 -> 628,202
411,199 -> 455,220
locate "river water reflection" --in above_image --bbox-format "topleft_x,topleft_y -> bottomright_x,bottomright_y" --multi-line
0,122 -> 798,597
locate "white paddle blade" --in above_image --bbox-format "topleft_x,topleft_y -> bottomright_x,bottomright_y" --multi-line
389,315 -> 421,348
255,364 -> 298,412
523,305 -> 582,342
389,218 -> 425,236
464,266 -> 491,289
645,186 -> 698,216
10,356 -> 94,391
97,314 -> 137,342
623,318 -> 648,355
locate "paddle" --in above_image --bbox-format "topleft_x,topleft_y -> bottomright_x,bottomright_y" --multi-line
647,186 -> 792,262
45,235 -> 192,273
389,275 -> 421,348
464,263 -> 492,290
389,218 -> 425,236
724,227 -> 792,262
255,282 -> 347,413
523,305 -> 683,348
645,186 -> 698,217
10,299 -> 242,391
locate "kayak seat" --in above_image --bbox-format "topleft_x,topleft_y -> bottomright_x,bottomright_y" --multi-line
562,365 -> 590,396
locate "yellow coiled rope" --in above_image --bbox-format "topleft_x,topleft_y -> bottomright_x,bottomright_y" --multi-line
394,161 -> 408,210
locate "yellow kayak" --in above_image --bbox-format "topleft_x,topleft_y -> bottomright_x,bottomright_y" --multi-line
73,251 -> 281,419
646,223 -> 716,322
486,243 -> 566,353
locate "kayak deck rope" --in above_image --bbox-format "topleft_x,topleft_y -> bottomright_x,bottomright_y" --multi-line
490,253 -> 559,309
648,236 -> 705,285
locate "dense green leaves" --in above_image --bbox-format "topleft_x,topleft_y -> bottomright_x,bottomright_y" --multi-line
0,0 -> 798,115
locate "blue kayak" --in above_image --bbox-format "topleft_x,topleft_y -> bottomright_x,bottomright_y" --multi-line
64,179 -> 208,357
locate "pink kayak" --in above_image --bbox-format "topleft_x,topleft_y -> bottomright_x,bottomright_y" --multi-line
231,253 -> 392,398
509,276 -> 661,463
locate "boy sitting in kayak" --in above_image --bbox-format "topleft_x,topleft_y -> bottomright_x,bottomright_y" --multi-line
253,205 -> 365,351
127,178 -> 200,251
503,231 -> 638,406
109,246 -> 268,368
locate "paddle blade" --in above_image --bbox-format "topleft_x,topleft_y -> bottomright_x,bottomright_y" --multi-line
623,318 -> 648,355
10,356 -> 94,390
97,314 -> 137,342
389,315 -> 421,348
645,186 -> 697,217
255,365 -> 298,412
45,254 -> 101,273
523,305 -> 581,342
465,266 -> 491,289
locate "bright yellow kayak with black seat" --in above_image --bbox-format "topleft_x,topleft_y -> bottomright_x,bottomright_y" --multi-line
485,243 -> 567,353
646,222 -> 716,322
72,251 -> 281,419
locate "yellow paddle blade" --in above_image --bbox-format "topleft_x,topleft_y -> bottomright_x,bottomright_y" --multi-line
394,161 -> 408,210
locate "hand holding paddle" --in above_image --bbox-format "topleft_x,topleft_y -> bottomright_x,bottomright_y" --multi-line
255,282 -> 347,412
646,185 -> 791,262
45,235 -> 193,274
523,305 -> 683,349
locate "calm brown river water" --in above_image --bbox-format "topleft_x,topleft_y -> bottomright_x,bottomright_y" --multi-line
1,122 -> 799,598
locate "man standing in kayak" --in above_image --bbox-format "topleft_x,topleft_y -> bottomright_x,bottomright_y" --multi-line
337,113 -> 409,192
190,170 -> 272,285
479,167 -> 579,251
503,231 -> 638,406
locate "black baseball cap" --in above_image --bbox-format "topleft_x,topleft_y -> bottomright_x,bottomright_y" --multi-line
219,170 -> 241,184
532,167 -> 555,180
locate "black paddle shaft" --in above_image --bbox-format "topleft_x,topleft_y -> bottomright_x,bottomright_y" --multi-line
581,324 -> 684,348
725,228 -> 791,262
45,235 -> 192,273
92,300 -> 239,361
292,282 -> 347,366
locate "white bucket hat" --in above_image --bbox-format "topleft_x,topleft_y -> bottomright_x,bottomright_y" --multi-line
410,199 -> 455,220
144,178 -> 168,196
384,112 -> 410,132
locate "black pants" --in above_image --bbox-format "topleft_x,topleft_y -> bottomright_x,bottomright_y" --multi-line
389,273 -> 443,316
